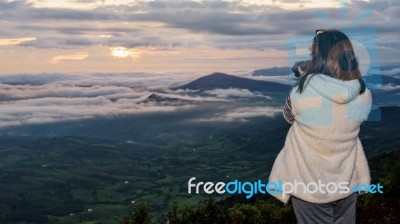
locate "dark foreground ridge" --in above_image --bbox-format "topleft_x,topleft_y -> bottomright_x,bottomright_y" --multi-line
122,148 -> 400,224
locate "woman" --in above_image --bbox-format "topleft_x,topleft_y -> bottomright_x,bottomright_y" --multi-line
268,29 -> 372,224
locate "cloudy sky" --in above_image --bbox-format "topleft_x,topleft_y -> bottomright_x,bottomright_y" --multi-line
0,0 -> 398,74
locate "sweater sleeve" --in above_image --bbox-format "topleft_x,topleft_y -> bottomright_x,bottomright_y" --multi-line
283,91 -> 295,124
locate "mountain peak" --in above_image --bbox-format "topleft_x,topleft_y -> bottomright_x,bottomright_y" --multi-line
250,67 -> 291,76
173,72 -> 290,92
208,72 -> 231,77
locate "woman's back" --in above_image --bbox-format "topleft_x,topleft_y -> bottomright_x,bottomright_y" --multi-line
269,73 -> 372,204
269,28 -> 373,224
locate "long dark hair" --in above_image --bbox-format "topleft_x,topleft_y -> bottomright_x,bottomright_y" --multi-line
297,29 -> 366,94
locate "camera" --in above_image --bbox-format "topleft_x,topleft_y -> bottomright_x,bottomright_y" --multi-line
292,60 -> 310,77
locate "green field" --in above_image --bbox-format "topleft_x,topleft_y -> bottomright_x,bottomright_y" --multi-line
0,107 -> 399,223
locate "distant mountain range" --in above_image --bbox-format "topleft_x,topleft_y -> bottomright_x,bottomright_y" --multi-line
0,69 -> 398,143
173,72 -> 290,92
171,69 -> 400,106
141,93 -> 202,106
365,74 -> 400,86
250,67 -> 291,76
143,93 -> 182,103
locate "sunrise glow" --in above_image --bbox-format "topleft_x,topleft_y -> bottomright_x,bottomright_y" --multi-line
0,0 -> 396,74
50,52 -> 89,64
110,47 -> 141,61
0,37 -> 37,46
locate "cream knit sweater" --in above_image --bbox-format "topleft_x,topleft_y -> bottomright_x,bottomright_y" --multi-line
268,74 -> 372,204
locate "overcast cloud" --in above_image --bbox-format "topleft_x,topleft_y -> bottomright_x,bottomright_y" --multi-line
0,0 -> 399,74
2,0 -> 398,50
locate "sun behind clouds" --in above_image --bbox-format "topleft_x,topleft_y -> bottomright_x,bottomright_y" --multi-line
110,47 -> 140,60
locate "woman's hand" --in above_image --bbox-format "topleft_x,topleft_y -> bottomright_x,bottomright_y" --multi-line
297,66 -> 306,77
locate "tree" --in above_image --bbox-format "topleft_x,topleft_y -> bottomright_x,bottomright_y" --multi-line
121,203 -> 151,224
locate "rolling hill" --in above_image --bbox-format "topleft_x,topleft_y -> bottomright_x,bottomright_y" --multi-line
173,72 -> 291,92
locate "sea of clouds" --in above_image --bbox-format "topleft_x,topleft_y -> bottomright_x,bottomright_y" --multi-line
1,67 -> 398,128
0,72 -> 284,127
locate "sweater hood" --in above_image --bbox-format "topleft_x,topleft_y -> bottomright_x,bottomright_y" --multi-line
306,74 -> 361,104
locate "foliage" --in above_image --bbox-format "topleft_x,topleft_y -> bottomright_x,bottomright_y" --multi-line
356,148 -> 400,224
121,197 -> 296,224
121,148 -> 400,224
121,203 -> 151,224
